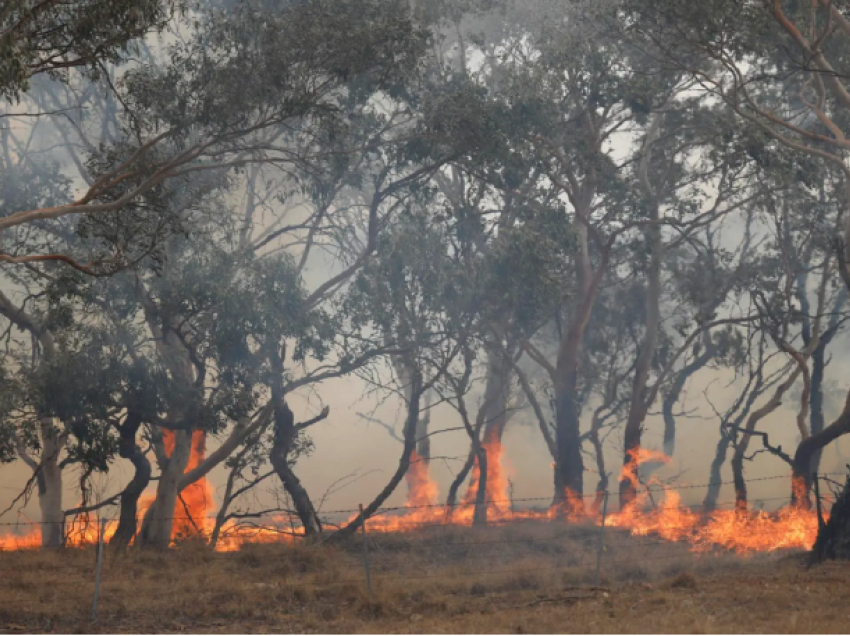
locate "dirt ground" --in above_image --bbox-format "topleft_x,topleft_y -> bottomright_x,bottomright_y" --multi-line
0,522 -> 846,633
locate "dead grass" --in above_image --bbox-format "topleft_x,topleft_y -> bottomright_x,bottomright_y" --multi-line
0,521 -> 844,633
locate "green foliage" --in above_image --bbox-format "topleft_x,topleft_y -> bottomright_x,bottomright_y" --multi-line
0,0 -> 175,101
122,0 -> 427,134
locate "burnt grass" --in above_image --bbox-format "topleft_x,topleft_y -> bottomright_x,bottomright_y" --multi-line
0,520 -> 843,633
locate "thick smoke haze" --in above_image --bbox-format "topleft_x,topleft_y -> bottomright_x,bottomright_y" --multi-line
1,0 -> 848,561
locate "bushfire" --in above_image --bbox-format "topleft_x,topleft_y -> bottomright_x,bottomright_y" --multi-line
0,441 -> 825,553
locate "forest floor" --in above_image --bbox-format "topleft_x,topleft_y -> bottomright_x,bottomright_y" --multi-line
0,521 -> 846,634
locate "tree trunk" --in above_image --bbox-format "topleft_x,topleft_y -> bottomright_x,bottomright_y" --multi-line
270,400 -> 322,538
110,414 -> 150,550
730,451 -> 748,512
470,347 -> 513,520
620,108 -> 666,508
272,459 -> 321,537
811,475 -> 850,563
396,359 -> 434,503
330,371 -> 423,542
731,367 -> 801,509
416,390 -> 432,462
809,344 -> 826,476
793,388 -> 850,499
703,433 -> 732,513
620,212 -> 662,509
39,419 -> 63,548
552,465 -> 566,509
446,450 -> 475,510
661,341 -> 713,459
554,368 -> 585,514
552,210 -> 608,515
480,346 -> 512,443
472,444 -> 488,525
138,430 -> 192,549
588,411 -> 609,514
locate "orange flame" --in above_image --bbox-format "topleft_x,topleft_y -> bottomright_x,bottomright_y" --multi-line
604,447 -> 823,553
461,429 -> 511,516
0,444 -> 828,554
405,450 -> 439,507
0,431 -> 216,551
168,430 -> 215,538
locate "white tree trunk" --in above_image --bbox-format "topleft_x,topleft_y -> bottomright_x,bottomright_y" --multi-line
138,430 -> 192,549
37,418 -> 64,548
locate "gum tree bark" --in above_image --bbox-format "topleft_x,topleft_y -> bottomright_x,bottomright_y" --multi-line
269,400 -> 326,538
110,411 -> 151,549
0,290 -> 65,547
620,110 -> 664,509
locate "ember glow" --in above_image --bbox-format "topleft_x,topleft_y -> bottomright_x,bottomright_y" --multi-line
0,444 -> 824,553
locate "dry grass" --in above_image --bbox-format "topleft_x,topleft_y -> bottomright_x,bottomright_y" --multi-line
0,520 -> 844,633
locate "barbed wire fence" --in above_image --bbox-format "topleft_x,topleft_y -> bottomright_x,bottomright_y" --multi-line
0,471 -> 846,622
0,472 -> 845,547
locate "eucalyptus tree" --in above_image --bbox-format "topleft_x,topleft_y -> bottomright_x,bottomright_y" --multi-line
731,168 -> 850,506
0,0 -> 429,266
0,128 -> 92,547
329,203 -> 483,540
0,0 -> 176,102
625,0 -> 850,494
0,0 -> 445,549
433,0 -> 754,510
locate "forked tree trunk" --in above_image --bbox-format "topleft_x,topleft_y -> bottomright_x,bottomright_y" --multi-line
732,368 -> 801,509
661,338 -> 713,459
793,389 -> 850,500
0,295 -> 63,547
111,414 -> 151,550
620,152 -> 662,509
704,354 -> 769,513
471,347 -> 513,524
811,475 -> 850,563
138,430 -> 192,549
270,400 -> 322,538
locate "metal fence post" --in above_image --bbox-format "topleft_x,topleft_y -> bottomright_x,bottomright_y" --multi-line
595,490 -> 609,586
359,504 -> 372,599
92,518 -> 106,622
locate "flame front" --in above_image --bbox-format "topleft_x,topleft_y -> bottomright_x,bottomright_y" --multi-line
0,445 -> 827,553
604,448 -> 823,553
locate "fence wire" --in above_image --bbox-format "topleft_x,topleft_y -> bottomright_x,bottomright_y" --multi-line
1,472 -> 836,628
0,474 -> 834,530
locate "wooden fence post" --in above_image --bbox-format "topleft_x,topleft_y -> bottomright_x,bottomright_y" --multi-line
92,518 -> 106,622
359,504 -> 372,599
